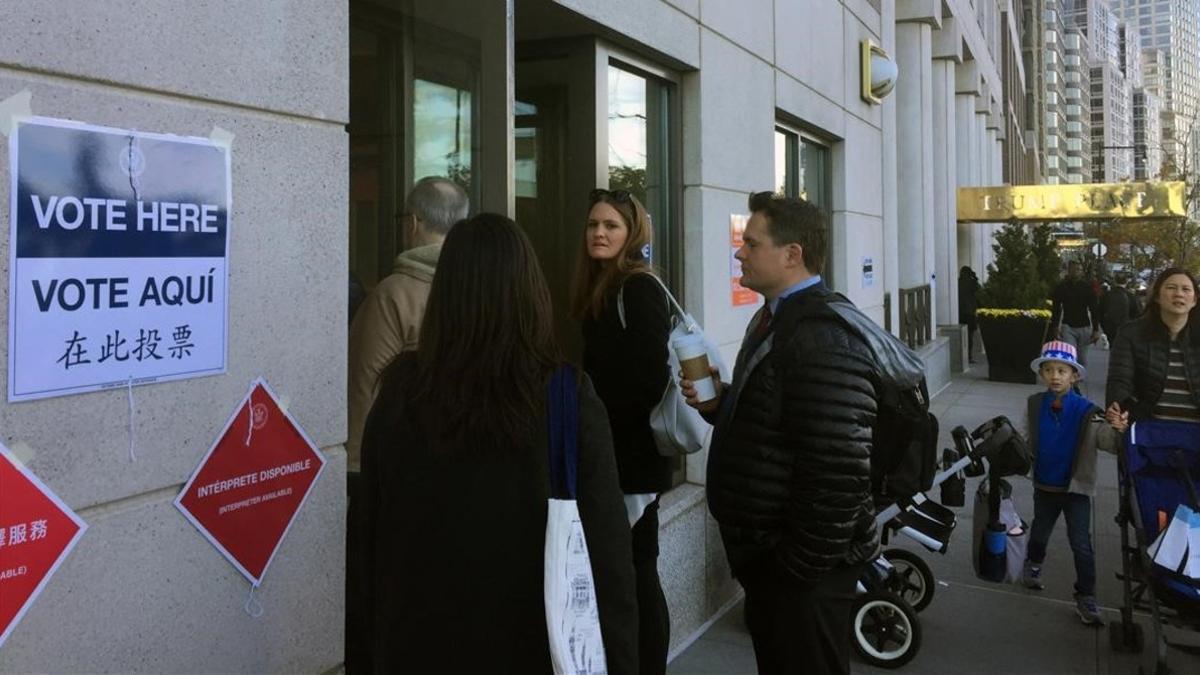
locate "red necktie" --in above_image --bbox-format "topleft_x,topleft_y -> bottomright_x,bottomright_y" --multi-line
752,305 -> 773,340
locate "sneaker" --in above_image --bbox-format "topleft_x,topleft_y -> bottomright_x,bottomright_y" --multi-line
1022,561 -> 1045,590
1074,594 -> 1105,626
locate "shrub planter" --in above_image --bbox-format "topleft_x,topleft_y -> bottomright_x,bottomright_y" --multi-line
976,309 -> 1052,384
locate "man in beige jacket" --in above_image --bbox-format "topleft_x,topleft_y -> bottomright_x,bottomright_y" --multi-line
346,176 -> 467,672
347,176 -> 469,470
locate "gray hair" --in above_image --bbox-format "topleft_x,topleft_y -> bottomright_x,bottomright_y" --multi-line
406,176 -> 470,235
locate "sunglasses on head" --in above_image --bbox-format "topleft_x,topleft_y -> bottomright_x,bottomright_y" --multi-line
589,188 -> 633,204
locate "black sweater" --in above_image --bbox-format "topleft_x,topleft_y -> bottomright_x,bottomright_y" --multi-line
1051,279 -> 1100,329
582,273 -> 674,493
355,355 -> 639,674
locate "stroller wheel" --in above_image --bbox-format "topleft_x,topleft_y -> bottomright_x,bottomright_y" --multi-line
851,591 -> 922,669
1108,619 -> 1144,654
883,548 -> 936,612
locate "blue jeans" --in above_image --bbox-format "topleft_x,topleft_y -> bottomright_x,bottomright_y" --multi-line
1058,324 -> 1093,369
1026,489 -> 1096,596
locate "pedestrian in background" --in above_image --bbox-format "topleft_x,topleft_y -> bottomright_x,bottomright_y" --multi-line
959,266 -> 981,364
1050,261 -> 1102,370
1099,277 -> 1138,347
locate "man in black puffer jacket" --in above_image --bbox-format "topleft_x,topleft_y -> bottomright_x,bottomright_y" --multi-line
683,193 -> 878,675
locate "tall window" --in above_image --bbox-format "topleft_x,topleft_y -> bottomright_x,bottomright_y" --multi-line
606,61 -> 677,283
774,123 -> 833,281
349,9 -> 481,296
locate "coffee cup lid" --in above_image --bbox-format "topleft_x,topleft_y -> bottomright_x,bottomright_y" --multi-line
672,332 -> 704,349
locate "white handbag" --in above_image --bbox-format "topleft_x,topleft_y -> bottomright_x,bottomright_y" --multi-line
618,275 -> 726,457
544,367 -> 608,675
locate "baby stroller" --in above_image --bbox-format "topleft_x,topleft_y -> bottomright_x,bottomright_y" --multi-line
1111,420 -> 1200,675
848,420 -> 1006,668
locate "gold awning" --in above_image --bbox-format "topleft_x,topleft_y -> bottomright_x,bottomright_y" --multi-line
957,181 -> 1186,222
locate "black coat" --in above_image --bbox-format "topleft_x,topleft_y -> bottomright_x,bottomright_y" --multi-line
1106,316 -> 1200,422
1099,287 -> 1138,335
582,273 -> 673,493
706,284 -> 880,585
354,355 -> 639,674
958,272 -> 980,322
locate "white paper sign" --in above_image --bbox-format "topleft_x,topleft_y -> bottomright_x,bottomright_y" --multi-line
8,117 -> 230,401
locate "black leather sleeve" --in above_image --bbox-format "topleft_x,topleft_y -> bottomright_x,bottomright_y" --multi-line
575,373 -> 639,675
772,329 -> 878,584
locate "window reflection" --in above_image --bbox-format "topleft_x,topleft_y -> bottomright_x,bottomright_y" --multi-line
607,64 -> 672,274
413,79 -> 473,193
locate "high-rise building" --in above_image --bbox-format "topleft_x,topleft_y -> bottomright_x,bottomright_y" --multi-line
1134,46 -> 1166,179
1062,4 -> 1092,183
1110,0 -> 1200,172
1084,1 -> 1137,181
1025,1 -> 1083,184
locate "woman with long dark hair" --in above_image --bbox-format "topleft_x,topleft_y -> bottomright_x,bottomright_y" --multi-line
355,213 -> 638,673
571,189 -> 672,674
1106,267 -> 1200,425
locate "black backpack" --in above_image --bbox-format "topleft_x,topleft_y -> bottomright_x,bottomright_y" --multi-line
799,293 -> 939,501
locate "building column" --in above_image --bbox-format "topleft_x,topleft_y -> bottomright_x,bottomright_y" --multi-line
975,106 -> 991,275
895,4 -> 939,341
932,19 -> 961,324
955,91 -> 977,285
882,1 -> 899,335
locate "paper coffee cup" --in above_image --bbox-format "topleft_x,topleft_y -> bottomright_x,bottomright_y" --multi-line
673,333 -> 716,402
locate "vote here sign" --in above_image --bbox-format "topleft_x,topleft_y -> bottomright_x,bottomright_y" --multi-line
7,117 -> 230,402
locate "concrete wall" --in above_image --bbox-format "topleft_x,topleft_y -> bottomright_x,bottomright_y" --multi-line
0,2 -> 348,672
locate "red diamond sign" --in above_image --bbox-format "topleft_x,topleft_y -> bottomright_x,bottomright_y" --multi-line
175,379 -> 326,585
1,443 -> 87,648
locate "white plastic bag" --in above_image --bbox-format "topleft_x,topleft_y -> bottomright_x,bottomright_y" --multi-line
1149,504 -> 1192,574
544,367 -> 607,675
545,499 -> 607,675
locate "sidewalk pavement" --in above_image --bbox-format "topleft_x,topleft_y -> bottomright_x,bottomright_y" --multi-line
669,343 -> 1200,674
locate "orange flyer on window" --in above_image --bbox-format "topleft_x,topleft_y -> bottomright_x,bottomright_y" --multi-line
730,214 -> 757,306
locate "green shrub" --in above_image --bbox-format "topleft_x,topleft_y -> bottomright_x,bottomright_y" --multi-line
977,223 -> 1058,309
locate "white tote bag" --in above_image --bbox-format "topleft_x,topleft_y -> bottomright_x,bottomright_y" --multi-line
545,367 -> 608,675
618,275 -> 727,457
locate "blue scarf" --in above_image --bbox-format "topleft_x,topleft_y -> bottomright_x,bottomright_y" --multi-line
1035,390 -> 1092,488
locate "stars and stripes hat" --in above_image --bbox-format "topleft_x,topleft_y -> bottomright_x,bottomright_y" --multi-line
1030,340 -> 1086,380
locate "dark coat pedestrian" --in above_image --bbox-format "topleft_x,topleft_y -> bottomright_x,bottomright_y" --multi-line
959,266 -> 981,363
354,214 -> 638,674
686,194 -> 878,675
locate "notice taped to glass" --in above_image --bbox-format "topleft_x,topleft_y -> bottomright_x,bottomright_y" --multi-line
7,117 -> 230,402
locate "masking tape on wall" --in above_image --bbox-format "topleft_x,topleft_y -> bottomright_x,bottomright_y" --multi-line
0,90 -> 33,137
209,125 -> 235,151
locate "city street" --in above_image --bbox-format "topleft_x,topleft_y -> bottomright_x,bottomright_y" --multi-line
670,345 -> 1200,674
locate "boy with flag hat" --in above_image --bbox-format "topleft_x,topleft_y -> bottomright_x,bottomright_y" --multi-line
1022,340 -> 1128,625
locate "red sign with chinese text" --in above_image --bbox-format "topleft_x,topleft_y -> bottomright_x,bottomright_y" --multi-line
0,444 -> 87,648
175,379 -> 325,585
